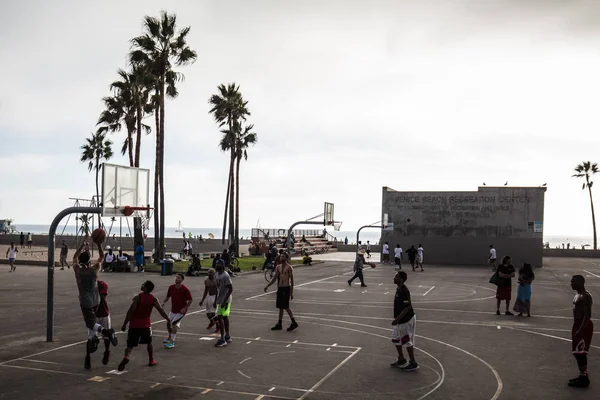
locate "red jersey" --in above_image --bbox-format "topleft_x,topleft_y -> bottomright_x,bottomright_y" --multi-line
96,281 -> 110,318
167,284 -> 192,314
129,292 -> 155,328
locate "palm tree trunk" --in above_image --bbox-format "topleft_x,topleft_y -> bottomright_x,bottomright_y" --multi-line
221,173 -> 231,245
153,106 -> 160,262
588,183 -> 597,250
228,149 -> 235,244
235,155 -> 241,255
133,99 -> 143,247
159,75 -> 166,261
128,132 -> 134,167
95,159 -> 101,226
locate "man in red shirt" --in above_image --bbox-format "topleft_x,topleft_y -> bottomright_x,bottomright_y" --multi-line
161,273 -> 193,349
118,280 -> 171,371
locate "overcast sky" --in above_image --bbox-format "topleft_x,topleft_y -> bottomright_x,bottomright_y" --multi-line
1,0 -> 600,236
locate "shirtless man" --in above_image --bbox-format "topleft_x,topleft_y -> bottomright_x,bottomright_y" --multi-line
569,275 -> 594,388
199,268 -> 219,332
73,236 -> 118,369
265,252 -> 298,331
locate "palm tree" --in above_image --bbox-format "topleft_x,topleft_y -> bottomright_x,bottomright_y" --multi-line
96,94 -> 135,166
209,83 -> 250,244
234,122 -> 257,253
130,11 -> 197,261
573,161 -> 599,249
80,131 -> 113,225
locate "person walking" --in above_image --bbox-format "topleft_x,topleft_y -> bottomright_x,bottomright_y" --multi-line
265,253 -> 298,331
382,242 -> 390,264
19,232 -> 25,248
406,245 -> 418,271
489,245 -> 497,271
495,256 -> 516,315
394,244 -> 403,270
416,244 -> 425,272
6,242 -> 18,272
161,273 -> 193,349
27,232 -> 32,249
366,241 -> 371,258
60,240 -> 70,270
568,275 -> 594,388
348,249 -> 368,287
513,263 -> 534,317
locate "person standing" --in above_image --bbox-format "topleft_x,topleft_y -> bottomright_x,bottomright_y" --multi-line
118,280 -> 172,371
135,242 -> 144,273
60,240 -> 70,270
72,236 -> 118,370
19,232 -> 25,248
390,271 -> 418,371
199,269 -> 219,333
416,244 -> 425,272
27,232 -> 32,249
513,263 -> 534,317
569,275 -> 594,388
348,249 -> 368,287
382,242 -> 390,264
495,256 -> 516,315
214,261 -> 233,348
489,245 -> 497,271
161,273 -> 193,349
394,244 -> 403,270
406,245 -> 418,271
366,241 -> 372,258
265,253 -> 298,331
6,242 -> 18,272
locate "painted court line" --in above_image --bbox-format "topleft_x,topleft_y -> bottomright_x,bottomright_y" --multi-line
245,275 -> 340,300
583,269 -> 600,279
423,286 -> 436,296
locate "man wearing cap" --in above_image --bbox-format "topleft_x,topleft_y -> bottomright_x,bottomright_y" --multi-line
102,246 -> 116,272
348,249 -> 368,287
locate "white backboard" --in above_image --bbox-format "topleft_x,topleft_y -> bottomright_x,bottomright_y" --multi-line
101,163 -> 150,217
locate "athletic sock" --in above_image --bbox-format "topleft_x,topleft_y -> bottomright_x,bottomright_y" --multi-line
93,323 -> 102,332
171,334 -> 176,342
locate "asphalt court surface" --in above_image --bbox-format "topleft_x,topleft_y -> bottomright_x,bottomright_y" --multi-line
1,257 -> 600,399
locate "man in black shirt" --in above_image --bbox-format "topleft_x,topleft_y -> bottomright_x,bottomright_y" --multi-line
390,271 -> 418,371
496,256 -> 516,315
406,245 -> 418,271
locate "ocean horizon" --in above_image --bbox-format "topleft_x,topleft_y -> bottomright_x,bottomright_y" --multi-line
6,223 -> 592,248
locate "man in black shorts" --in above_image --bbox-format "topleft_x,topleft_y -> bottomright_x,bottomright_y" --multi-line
569,275 -> 594,388
73,236 -> 118,369
265,253 -> 298,331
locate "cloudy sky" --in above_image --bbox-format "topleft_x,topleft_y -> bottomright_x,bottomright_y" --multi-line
1,0 -> 600,236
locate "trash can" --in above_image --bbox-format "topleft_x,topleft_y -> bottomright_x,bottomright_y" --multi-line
161,259 -> 174,276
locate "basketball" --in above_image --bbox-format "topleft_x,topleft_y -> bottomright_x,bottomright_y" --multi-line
370,263 -> 377,268
91,228 -> 106,245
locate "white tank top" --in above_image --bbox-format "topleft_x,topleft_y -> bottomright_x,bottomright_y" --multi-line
8,247 -> 17,259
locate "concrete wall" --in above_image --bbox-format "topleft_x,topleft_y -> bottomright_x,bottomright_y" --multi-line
381,186 -> 547,267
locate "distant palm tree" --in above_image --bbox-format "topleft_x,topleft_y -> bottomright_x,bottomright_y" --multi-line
130,11 -> 197,261
80,131 -> 113,225
573,161 -> 599,249
234,122 -> 257,253
77,214 -> 91,236
96,93 -> 135,166
209,83 -> 250,244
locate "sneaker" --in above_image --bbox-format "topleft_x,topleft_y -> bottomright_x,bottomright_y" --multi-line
271,324 -> 282,331
164,341 -> 175,349
287,322 -> 299,332
84,355 -> 91,370
496,310 -> 501,315
347,281 -> 351,286
207,321 -> 215,330
401,362 -> 419,371
117,357 -> 129,371
215,338 -> 227,347
361,284 -> 367,287
162,338 -> 171,344
505,311 -> 514,316
102,351 -> 110,365
225,335 -> 232,343
391,358 -> 409,368
568,375 -> 590,388
102,328 -> 118,347
87,337 -> 100,354
215,327 -> 220,334
148,359 -> 157,367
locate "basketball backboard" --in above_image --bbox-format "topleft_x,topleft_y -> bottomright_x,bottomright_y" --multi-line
324,202 -> 335,225
101,163 -> 150,217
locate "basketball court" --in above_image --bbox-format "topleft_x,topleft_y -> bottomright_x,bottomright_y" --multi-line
1,257 -> 599,399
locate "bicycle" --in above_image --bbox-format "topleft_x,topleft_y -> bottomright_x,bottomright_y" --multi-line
229,253 -> 240,269
264,261 -> 275,282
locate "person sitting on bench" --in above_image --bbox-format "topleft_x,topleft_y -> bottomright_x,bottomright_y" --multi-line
116,248 -> 129,272
102,247 -> 116,272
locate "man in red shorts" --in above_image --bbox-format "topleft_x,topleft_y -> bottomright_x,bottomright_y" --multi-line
118,280 -> 171,371
569,275 -> 594,388
161,273 -> 193,349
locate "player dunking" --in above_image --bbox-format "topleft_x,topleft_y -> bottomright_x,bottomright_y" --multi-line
569,275 -> 594,388
265,252 -> 298,331
73,236 -> 117,370
199,268 -> 219,333
162,273 -> 193,349
118,280 -> 171,371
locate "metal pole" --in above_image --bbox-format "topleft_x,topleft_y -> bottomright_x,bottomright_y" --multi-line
47,206 -> 101,342
356,225 -> 382,255
286,221 -> 325,257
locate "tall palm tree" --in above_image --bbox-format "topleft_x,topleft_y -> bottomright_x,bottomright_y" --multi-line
209,83 -> 250,244
573,161 -> 599,249
80,131 -> 113,225
130,11 -> 197,261
234,123 -> 257,253
96,94 -> 136,166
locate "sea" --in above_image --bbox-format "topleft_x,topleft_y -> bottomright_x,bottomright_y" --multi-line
9,224 -> 590,248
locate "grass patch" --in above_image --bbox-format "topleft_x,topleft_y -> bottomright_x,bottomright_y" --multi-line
144,256 -> 305,273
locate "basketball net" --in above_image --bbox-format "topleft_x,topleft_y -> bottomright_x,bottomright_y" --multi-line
333,221 -> 343,231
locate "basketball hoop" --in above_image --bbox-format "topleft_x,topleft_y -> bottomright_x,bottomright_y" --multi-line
333,221 -> 343,231
122,206 -> 153,231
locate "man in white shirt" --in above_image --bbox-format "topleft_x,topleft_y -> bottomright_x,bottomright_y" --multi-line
416,245 -> 425,272
6,242 -> 18,272
489,245 -> 497,271
102,247 -> 116,272
382,242 -> 390,264
394,244 -> 403,270
366,241 -> 372,258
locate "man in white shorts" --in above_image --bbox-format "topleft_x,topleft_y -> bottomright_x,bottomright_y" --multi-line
416,244 -> 424,272
199,268 -> 219,333
382,242 -> 390,264
162,273 -> 193,349
390,270 -> 418,371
